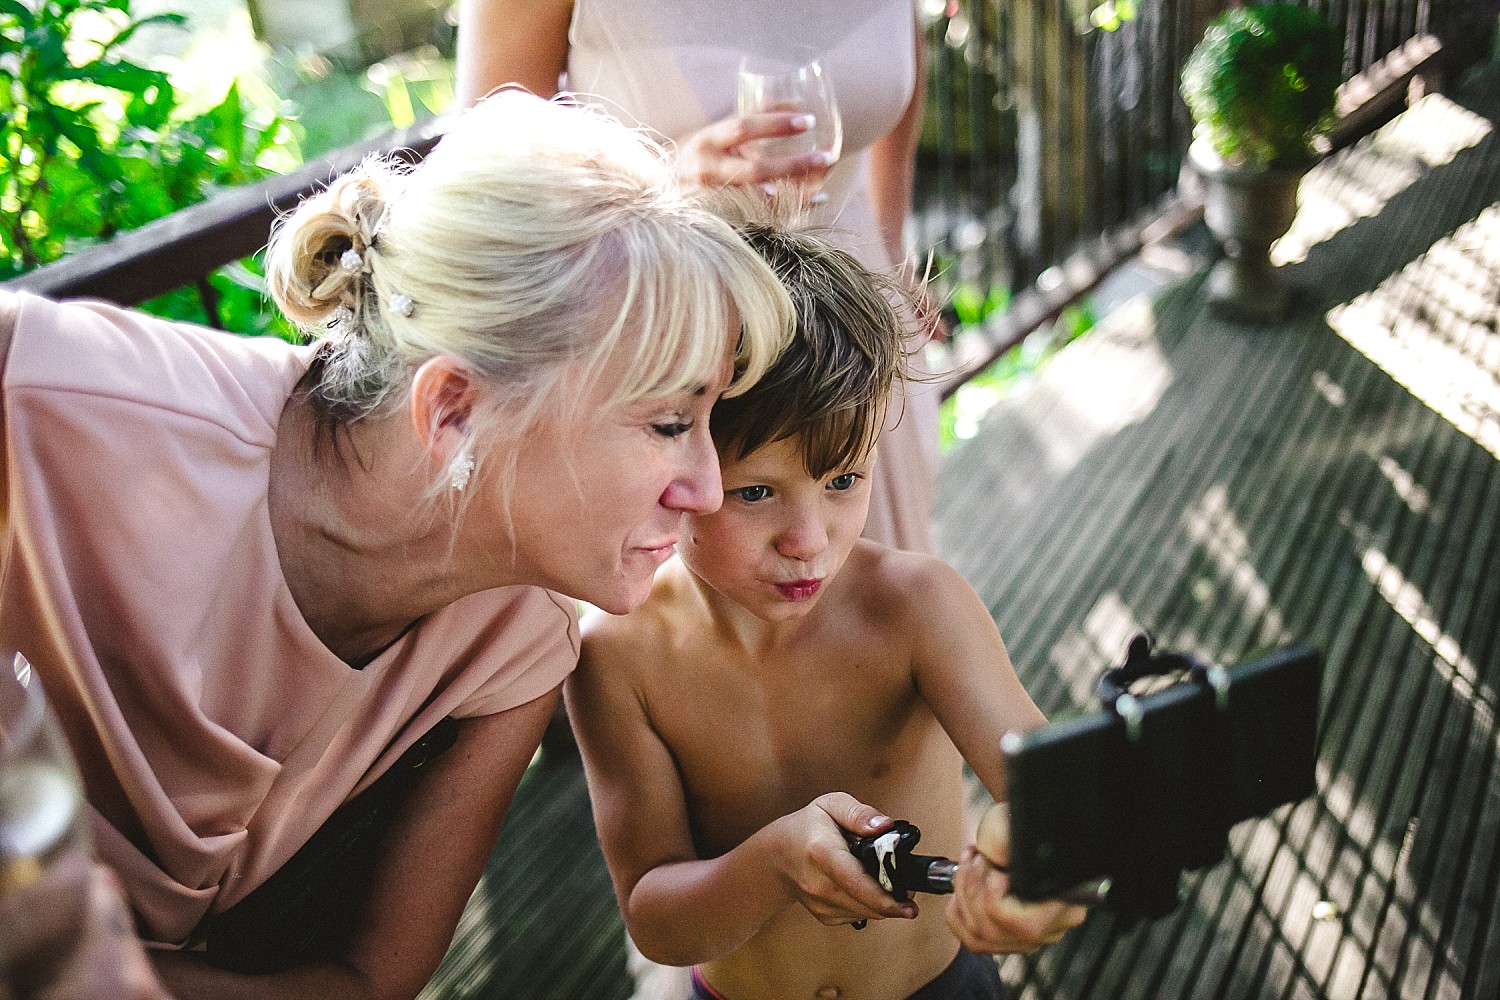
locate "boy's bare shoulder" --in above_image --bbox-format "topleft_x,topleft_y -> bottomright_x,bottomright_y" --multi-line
579,557 -> 700,677
844,539 -> 974,613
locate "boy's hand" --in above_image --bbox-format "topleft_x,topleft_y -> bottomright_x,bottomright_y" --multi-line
946,803 -> 1089,954
772,792 -> 919,927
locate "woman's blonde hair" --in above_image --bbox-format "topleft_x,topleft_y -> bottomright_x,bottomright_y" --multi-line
265,90 -> 791,484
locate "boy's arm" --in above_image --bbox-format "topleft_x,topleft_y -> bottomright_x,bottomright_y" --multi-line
567,625 -> 913,967
902,558 -> 1090,951
906,558 -> 1046,801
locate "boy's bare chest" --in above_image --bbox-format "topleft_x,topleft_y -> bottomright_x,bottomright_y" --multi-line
644,645 -> 945,852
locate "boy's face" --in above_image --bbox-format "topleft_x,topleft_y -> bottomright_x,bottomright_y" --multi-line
678,435 -> 873,621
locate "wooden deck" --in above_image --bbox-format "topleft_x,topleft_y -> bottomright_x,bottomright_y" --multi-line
421,58 -> 1500,1000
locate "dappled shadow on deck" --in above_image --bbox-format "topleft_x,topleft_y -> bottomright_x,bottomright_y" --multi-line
938,62 -> 1500,1000
420,61 -> 1500,1000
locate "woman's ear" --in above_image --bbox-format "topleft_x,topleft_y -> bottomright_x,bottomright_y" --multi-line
410,356 -> 477,458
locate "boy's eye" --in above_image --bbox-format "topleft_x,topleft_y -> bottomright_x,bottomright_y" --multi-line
731,485 -> 771,503
828,473 -> 861,491
652,420 -> 694,439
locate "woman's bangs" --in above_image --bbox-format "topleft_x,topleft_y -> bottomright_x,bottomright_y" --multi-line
608,232 -> 739,406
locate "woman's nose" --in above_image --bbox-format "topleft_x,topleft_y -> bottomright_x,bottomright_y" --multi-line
660,432 -> 723,515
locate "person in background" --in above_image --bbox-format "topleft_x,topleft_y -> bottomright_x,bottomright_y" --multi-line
0,91 -> 790,1000
455,0 -> 942,555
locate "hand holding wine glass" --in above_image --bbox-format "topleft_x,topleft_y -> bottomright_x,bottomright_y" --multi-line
0,654 -> 168,1000
0,653 -> 89,895
734,49 -> 842,197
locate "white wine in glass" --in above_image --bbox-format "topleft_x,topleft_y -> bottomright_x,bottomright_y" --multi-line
0,653 -> 90,894
736,50 -> 842,169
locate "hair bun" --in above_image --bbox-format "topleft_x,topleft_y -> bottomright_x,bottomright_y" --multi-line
266,162 -> 397,330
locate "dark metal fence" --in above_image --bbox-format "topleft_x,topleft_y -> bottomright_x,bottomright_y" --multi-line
912,0 -> 1480,300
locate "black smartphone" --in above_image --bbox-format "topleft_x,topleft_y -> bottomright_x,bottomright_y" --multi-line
1002,645 -> 1322,905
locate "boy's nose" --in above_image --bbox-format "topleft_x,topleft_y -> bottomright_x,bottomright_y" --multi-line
660,432 -> 723,516
776,507 -> 829,562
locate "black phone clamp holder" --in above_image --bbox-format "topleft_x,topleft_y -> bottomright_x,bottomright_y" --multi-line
1093,632 -> 1239,920
844,820 -> 957,902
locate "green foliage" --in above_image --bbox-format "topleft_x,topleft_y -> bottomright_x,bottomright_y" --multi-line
1180,3 -> 1343,168
948,281 -> 1010,328
1,0 -> 302,337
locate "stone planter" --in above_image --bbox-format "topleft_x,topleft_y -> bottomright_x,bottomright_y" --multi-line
1189,137 -> 1310,323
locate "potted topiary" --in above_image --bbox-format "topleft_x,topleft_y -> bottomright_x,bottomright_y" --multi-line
1181,2 -> 1343,321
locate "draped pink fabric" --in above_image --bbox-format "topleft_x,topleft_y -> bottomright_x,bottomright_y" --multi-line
0,292 -> 578,946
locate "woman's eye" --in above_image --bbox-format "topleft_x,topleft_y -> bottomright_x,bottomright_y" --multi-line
731,485 -> 771,503
828,473 -> 861,491
652,420 -> 693,439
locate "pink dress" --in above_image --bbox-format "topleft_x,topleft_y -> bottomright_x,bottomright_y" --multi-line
0,292 -> 579,947
566,0 -> 939,552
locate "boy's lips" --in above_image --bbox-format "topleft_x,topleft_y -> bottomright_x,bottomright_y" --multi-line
774,578 -> 823,601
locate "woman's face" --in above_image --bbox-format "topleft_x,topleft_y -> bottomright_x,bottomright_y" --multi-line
492,339 -> 734,615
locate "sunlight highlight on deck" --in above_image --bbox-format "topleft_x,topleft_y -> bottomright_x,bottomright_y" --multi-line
1274,94 -> 1493,266
1325,203 -> 1500,461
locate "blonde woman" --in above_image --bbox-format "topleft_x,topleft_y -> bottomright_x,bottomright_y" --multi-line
0,91 -> 790,999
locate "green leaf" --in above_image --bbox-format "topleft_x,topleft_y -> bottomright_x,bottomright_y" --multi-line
208,81 -> 246,176
72,59 -> 170,98
25,28 -> 68,78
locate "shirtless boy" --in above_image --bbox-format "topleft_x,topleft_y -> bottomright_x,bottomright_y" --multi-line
568,218 -> 1086,1000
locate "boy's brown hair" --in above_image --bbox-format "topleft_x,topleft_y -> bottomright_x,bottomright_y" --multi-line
707,193 -> 913,479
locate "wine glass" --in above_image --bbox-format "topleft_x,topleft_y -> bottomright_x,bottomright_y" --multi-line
736,49 -> 842,179
0,652 -> 90,896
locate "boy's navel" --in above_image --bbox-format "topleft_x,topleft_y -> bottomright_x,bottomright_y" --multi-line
816,986 -> 841,1000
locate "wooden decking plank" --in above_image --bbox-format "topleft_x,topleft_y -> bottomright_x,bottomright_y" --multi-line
1386,477 -> 1500,997
1440,479 -> 1500,999
1467,819 -> 1500,998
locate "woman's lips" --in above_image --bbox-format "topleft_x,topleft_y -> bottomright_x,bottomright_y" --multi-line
774,578 -> 823,601
637,541 -> 677,566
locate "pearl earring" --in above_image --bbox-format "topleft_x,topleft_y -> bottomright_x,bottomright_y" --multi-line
449,452 -> 475,492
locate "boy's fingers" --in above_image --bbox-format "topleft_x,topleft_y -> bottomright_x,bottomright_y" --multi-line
974,801 -> 1011,868
948,848 -> 1083,954
812,791 -> 891,837
817,852 -> 913,920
